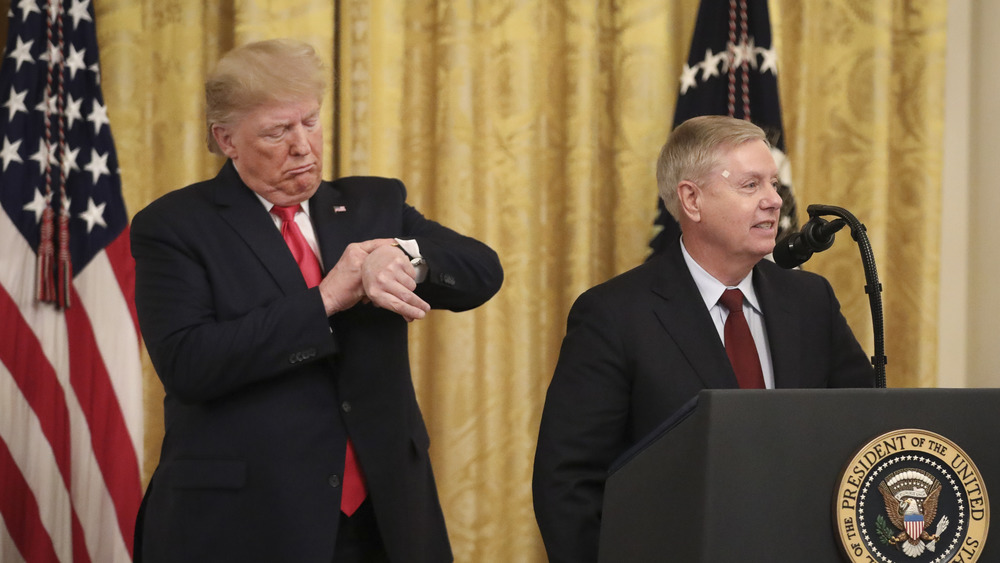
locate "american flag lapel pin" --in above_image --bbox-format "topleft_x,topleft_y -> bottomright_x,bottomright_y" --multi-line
333,205 -> 347,213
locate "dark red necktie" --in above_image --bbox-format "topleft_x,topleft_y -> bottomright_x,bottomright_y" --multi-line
719,289 -> 765,389
270,204 -> 368,516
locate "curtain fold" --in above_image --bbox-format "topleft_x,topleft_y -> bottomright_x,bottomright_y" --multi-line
0,0 -> 945,560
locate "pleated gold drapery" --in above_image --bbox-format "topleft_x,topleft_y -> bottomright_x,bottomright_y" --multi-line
0,1 -> 946,561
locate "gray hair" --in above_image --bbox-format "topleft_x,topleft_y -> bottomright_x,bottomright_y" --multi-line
656,115 -> 769,221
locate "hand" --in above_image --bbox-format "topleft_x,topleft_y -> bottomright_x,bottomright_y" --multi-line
361,244 -> 431,322
318,239 -> 394,316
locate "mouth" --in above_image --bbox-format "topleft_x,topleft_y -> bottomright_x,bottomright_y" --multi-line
753,221 -> 775,231
288,163 -> 316,176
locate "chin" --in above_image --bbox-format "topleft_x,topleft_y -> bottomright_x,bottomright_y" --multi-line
284,177 -> 321,198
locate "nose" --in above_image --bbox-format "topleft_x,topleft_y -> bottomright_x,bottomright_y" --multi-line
761,182 -> 782,210
288,126 -> 310,156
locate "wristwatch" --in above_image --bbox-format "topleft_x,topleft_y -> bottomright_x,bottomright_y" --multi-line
393,242 -> 425,268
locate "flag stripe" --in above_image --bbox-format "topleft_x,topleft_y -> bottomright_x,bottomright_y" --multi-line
75,235 -> 143,455
0,357 -> 72,563
0,283 -> 95,563
65,288 -> 141,551
102,230 -> 140,339
0,285 -> 73,486
0,511 -> 29,563
0,438 -> 60,563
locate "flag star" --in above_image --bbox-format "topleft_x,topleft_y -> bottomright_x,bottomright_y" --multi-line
728,42 -> 744,69
39,41 -> 63,65
35,93 -> 57,114
67,0 -> 93,29
65,95 -> 84,129
759,46 -> 778,75
30,140 -> 57,173
3,86 -> 29,120
61,145 -> 81,177
83,148 -> 109,184
679,63 -> 699,95
89,62 -> 101,84
88,99 -> 110,134
79,197 -> 107,233
700,48 -> 721,80
23,189 -> 50,223
7,36 -> 35,71
731,38 -> 757,70
1,136 -> 24,171
65,44 -> 87,79
17,0 -> 40,22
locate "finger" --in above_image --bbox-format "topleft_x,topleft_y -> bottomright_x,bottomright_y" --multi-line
355,238 -> 397,254
369,283 -> 429,314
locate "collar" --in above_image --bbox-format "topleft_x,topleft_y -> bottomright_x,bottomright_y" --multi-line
680,236 -> 762,315
254,191 -> 313,220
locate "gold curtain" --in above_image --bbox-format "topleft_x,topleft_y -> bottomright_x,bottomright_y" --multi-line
0,0 -> 946,561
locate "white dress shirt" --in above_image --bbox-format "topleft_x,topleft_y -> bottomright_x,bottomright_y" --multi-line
679,238 -> 775,389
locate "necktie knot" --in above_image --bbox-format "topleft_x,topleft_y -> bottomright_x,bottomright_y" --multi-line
270,203 -> 301,223
719,288 -> 744,315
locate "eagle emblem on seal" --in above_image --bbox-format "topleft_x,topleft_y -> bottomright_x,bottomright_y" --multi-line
877,468 -> 950,558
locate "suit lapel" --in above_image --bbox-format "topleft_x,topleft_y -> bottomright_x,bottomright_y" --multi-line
754,265 -> 801,388
309,181 -> 356,271
211,162 -> 308,295
647,244 -> 739,390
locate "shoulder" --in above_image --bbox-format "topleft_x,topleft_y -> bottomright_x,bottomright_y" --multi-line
571,259 -> 667,315
330,176 -> 407,199
755,259 -> 833,294
132,177 -> 219,228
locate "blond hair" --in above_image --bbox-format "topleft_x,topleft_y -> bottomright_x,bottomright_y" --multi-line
656,115 -> 768,221
205,38 -> 327,154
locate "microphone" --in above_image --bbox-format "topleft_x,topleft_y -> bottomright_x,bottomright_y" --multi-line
772,216 -> 846,269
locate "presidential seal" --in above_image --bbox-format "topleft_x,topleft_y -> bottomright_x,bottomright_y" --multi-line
835,429 -> 990,562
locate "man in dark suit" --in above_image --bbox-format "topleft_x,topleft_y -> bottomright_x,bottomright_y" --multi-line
532,115 -> 873,562
131,39 -> 502,562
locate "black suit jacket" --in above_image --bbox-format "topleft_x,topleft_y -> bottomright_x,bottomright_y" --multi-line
532,238 -> 873,563
131,163 -> 502,562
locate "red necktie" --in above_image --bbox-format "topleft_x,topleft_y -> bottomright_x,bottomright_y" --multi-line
719,289 -> 765,389
270,204 -> 368,516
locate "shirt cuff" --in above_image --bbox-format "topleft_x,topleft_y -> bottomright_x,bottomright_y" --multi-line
393,238 -> 427,283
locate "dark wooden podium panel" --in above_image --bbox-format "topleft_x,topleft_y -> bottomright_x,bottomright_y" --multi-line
599,388 -> 1000,562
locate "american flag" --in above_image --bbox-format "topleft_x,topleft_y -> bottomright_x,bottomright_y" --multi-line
0,1 -> 142,562
649,0 -> 798,256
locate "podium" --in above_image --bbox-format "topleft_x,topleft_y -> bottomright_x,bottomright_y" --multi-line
598,388 -> 1000,562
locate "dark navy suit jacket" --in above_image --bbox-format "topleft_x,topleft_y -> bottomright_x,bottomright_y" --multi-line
132,162 -> 502,562
532,237 -> 873,563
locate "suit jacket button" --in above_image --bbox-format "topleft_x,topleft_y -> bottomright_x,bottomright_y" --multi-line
328,474 -> 341,488
341,401 -> 352,413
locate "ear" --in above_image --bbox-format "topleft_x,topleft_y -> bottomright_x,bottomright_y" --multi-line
677,180 -> 702,223
212,124 -> 239,160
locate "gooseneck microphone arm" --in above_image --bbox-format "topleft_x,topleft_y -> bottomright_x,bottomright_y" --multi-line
773,204 -> 887,388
